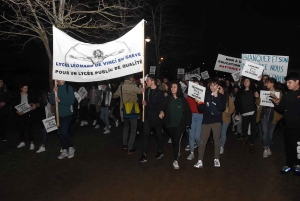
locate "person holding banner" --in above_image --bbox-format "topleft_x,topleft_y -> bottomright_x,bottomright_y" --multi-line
194,78 -> 226,168
271,72 -> 300,174
15,84 -> 37,150
255,78 -> 282,158
49,80 -> 75,159
234,77 -> 258,153
159,82 -> 192,169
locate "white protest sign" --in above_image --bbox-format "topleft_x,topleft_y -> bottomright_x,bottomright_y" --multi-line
78,87 -> 88,99
214,54 -> 242,73
231,71 -> 241,81
192,74 -> 202,81
201,71 -> 210,80
177,68 -> 185,75
259,90 -> 280,107
74,92 -> 82,103
241,61 -> 264,81
187,82 -> 206,101
42,116 -> 58,133
185,74 -> 192,81
15,103 -> 31,114
53,20 -> 145,82
186,68 -> 200,75
242,54 -> 289,82
149,66 -> 156,75
179,81 -> 187,93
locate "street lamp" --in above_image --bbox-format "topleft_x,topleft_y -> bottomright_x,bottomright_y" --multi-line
145,37 -> 151,43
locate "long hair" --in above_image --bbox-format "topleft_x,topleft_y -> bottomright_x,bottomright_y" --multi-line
240,77 -> 256,92
168,82 -> 184,97
220,81 -> 229,106
266,77 -> 278,90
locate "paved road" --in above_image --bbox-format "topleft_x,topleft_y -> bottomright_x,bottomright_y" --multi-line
0,114 -> 299,201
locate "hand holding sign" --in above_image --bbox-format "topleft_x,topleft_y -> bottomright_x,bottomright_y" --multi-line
270,93 -> 280,105
254,91 -> 259,99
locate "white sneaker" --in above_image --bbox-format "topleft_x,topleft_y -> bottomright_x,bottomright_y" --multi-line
60,147 -> 63,153
220,147 -> 224,154
263,150 -> 268,158
36,146 -> 45,153
80,121 -> 84,126
137,131 -> 140,135
185,144 -> 190,151
103,129 -> 110,134
115,120 -> 119,127
267,148 -> 272,156
30,144 -> 35,150
214,159 -> 221,167
103,125 -> 111,130
93,120 -> 97,126
84,121 -> 88,125
194,160 -> 203,168
187,152 -> 194,160
17,142 -> 25,148
58,149 -> 68,159
68,147 -> 75,159
173,161 -> 179,169
95,125 -> 100,129
168,138 -> 172,144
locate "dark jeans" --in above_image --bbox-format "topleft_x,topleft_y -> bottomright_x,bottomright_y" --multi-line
17,114 -> 34,142
241,113 -> 257,144
123,118 -> 137,150
167,127 -> 184,161
79,106 -> 88,121
284,129 -> 300,167
89,104 -> 100,124
58,115 -> 73,150
142,119 -> 163,154
261,115 -> 276,148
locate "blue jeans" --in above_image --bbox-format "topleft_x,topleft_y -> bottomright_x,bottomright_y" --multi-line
100,107 -> 110,129
220,122 -> 229,148
57,115 -> 73,150
261,116 -> 276,148
189,113 -> 203,152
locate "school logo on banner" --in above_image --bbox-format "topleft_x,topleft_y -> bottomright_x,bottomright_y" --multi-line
53,20 -> 145,82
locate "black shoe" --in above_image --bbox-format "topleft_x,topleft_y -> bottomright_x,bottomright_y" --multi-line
280,166 -> 292,174
139,153 -> 147,163
122,145 -> 128,150
155,150 -> 164,159
127,148 -> 136,154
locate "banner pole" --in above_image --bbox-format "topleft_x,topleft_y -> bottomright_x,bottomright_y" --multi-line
142,20 -> 145,122
54,80 -> 60,126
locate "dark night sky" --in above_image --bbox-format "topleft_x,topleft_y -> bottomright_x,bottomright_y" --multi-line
1,0 -> 300,89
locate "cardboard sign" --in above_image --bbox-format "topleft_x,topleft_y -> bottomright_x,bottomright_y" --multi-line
242,54 -> 289,82
187,82 -> 206,101
231,71 -> 241,81
78,87 -> 88,99
177,68 -> 185,75
201,71 -> 210,80
149,66 -> 156,75
179,81 -> 187,93
241,61 -> 264,81
259,90 -> 280,107
214,54 -> 242,73
74,92 -> 82,103
42,116 -> 58,133
15,102 -> 31,114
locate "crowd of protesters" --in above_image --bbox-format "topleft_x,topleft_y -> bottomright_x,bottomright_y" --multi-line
0,71 -> 299,175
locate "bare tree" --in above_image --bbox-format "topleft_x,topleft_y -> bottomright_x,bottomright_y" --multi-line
0,0 -> 145,88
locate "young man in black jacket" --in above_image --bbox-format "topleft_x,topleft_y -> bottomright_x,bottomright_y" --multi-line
139,75 -> 165,162
271,72 -> 300,174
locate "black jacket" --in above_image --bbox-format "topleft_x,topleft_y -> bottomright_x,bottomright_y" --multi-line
161,95 -> 192,132
274,89 -> 300,130
144,87 -> 165,125
0,86 -> 12,116
234,90 -> 257,115
197,92 -> 226,124
13,92 -> 37,114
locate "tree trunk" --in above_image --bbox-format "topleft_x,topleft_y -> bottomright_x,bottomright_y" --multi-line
41,34 -> 53,90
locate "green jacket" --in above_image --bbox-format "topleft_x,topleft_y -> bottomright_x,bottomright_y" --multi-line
50,84 -> 75,117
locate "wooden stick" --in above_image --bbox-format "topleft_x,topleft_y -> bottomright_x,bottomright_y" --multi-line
142,21 -> 145,122
54,80 -> 60,126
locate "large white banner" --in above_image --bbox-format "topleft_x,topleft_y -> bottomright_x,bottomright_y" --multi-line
214,54 -> 242,73
53,20 -> 145,82
242,54 -> 289,82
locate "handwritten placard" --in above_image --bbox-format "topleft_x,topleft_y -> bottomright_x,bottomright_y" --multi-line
214,54 -> 242,73
179,81 -> 187,93
201,71 -> 210,80
187,82 -> 206,101
231,71 -> 241,81
42,116 -> 58,133
177,68 -> 185,75
78,87 -> 88,99
192,74 -> 202,81
149,66 -> 156,75
241,61 -> 264,81
242,54 -> 289,82
259,90 -> 280,107
15,103 -> 31,114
